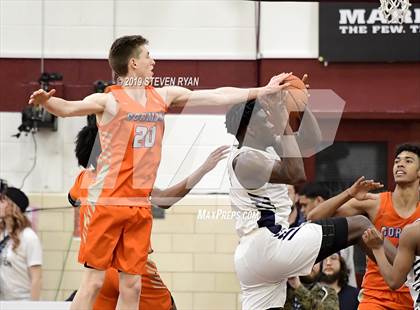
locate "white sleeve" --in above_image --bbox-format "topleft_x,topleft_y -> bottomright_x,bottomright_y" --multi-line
23,228 -> 43,267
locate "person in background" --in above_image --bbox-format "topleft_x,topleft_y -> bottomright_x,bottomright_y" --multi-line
300,182 -> 357,288
0,186 -> 42,300
284,263 -> 339,310
287,185 -> 304,228
320,252 -> 360,310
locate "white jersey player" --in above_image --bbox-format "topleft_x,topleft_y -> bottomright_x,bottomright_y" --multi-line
363,219 -> 420,310
225,94 -> 393,310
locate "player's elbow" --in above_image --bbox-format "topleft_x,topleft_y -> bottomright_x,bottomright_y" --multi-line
294,172 -> 307,184
389,280 -> 403,290
289,169 -> 306,185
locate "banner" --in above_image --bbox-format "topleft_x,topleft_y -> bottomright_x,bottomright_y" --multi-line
319,2 -> 420,62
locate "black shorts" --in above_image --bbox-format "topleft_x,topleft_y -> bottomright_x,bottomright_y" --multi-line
312,217 -> 349,263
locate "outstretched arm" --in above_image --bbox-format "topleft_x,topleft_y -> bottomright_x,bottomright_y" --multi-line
28,89 -> 106,117
307,176 -> 382,221
363,226 -> 417,290
165,73 -> 292,108
150,146 -> 229,208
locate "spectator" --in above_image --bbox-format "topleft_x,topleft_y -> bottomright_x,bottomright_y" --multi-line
0,187 -> 42,300
299,183 -> 330,220
299,182 -> 357,288
320,253 -> 360,310
284,263 -> 339,310
287,185 -> 304,227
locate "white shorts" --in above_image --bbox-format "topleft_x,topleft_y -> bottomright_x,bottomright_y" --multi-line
235,222 -> 323,310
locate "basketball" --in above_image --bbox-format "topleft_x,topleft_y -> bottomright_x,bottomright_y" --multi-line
282,75 -> 308,130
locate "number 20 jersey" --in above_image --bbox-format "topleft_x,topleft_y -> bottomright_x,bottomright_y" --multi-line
87,85 -> 167,207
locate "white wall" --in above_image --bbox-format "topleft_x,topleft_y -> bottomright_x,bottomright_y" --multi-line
0,0 -> 257,59
0,0 -> 320,60
0,112 -> 234,194
259,2 -> 319,58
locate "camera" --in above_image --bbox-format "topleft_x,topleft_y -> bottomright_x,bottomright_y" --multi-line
39,72 -> 63,87
15,73 -> 62,137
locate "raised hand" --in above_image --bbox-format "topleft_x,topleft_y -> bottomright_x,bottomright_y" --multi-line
266,72 -> 292,88
28,89 -> 56,106
301,73 -> 310,89
347,176 -> 384,201
258,90 -> 289,137
200,145 -> 230,173
363,227 -> 384,249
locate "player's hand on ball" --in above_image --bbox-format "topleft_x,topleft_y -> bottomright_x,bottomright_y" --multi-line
266,72 -> 292,89
362,228 -> 384,249
347,176 -> 383,201
28,89 -> 56,106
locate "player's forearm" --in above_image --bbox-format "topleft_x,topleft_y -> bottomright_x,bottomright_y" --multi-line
373,247 -> 404,290
191,87 -> 264,107
151,167 -> 207,209
41,97 -> 73,117
295,107 -> 322,153
272,126 -> 306,184
307,190 -> 352,221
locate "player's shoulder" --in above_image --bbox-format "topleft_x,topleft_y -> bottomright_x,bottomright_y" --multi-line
83,92 -> 109,105
234,150 -> 270,176
158,86 -> 191,105
233,150 -> 271,189
235,149 -> 269,166
402,220 -> 420,234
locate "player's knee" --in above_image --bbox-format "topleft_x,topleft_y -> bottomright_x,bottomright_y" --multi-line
120,276 -> 141,297
85,277 -> 104,295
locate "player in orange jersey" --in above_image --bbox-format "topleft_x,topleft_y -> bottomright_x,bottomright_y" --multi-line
29,35 -> 291,309
69,123 -> 228,310
308,143 -> 420,309
363,221 -> 420,310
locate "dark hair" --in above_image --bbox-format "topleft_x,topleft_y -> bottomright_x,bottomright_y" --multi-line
108,35 -> 149,76
225,99 -> 262,147
320,255 -> 349,288
75,123 -> 101,169
395,143 -> 420,161
300,182 -> 331,200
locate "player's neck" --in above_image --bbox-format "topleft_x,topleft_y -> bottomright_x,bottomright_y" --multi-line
119,73 -> 148,90
392,183 -> 419,209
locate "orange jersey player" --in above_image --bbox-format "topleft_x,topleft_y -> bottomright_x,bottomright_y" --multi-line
308,143 -> 420,310
69,120 -> 229,310
29,35 -> 291,310
363,220 -> 420,310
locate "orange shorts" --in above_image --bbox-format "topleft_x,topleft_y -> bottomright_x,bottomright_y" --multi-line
359,288 -> 413,310
78,205 -> 152,274
93,261 -> 172,310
